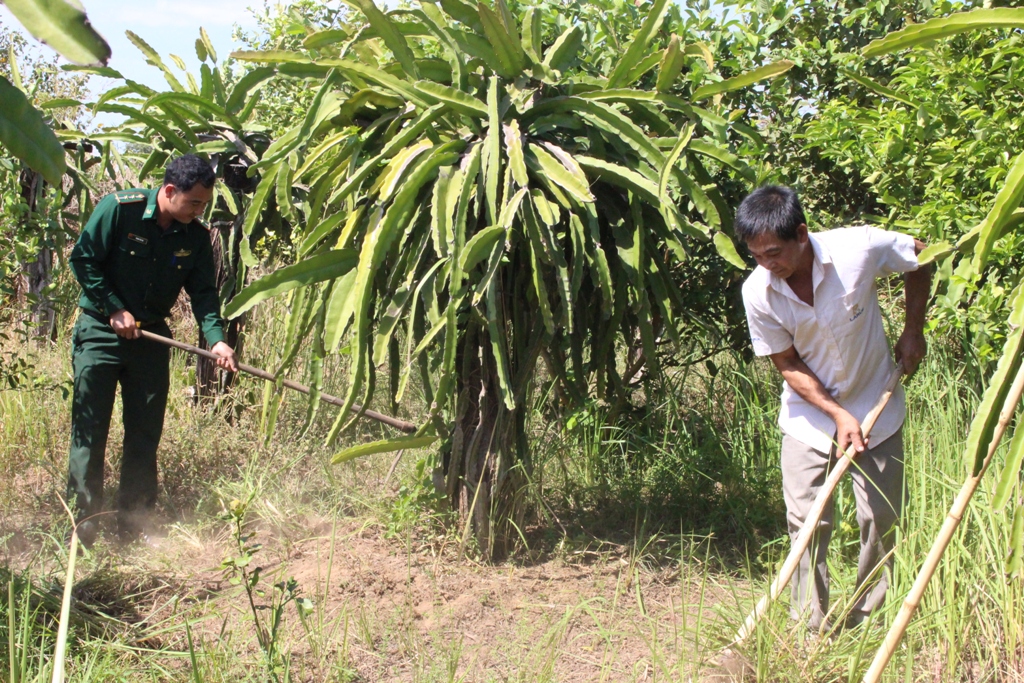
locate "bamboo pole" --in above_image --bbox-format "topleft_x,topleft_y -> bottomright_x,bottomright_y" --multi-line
137,329 -> 417,434
731,365 -> 904,646
862,360 -> 1024,683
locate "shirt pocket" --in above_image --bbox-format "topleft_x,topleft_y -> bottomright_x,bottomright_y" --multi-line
119,234 -> 152,260
836,286 -> 873,337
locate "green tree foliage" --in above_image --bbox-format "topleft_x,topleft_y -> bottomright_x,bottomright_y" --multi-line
716,0 -> 959,224
227,0 -> 790,556
0,23 -> 90,332
0,3 -> 109,184
802,8 -> 1024,361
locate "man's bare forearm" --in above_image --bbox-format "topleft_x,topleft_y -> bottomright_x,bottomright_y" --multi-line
772,348 -> 846,421
904,264 -> 931,333
770,346 -> 867,452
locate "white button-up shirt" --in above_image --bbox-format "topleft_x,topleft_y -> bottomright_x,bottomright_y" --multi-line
741,226 -> 920,453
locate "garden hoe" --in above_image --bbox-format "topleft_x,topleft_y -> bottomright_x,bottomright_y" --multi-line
861,359 -> 1024,683
721,362 -> 905,659
137,329 -> 417,434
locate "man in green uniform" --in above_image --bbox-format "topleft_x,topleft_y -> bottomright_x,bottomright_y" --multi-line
68,154 -> 237,546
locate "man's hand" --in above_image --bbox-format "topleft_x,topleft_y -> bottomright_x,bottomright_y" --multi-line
894,329 -> 926,376
834,409 -> 867,455
211,341 -> 238,372
110,309 -> 140,339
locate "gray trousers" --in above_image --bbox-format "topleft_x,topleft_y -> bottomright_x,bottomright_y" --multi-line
781,427 -> 904,629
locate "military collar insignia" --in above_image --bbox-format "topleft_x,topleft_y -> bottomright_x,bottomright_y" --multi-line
142,189 -> 158,220
115,191 -> 146,204
173,249 -> 192,257
127,233 -> 149,244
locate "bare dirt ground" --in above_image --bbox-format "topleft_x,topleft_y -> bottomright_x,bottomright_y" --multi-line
88,513 -> 745,682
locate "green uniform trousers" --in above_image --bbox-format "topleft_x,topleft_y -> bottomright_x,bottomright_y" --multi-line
68,312 -> 171,519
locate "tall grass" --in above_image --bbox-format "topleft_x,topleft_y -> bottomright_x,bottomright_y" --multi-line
1,289 -> 1021,681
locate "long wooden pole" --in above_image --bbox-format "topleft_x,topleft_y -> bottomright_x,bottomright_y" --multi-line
731,364 -> 904,646
862,360 -> 1024,683
137,329 -> 417,434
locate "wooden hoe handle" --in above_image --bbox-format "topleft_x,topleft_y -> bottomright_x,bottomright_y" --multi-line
137,329 -> 417,434
731,364 -> 905,646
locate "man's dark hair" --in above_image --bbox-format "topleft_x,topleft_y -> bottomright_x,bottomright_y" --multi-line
735,185 -> 806,243
163,154 -> 216,192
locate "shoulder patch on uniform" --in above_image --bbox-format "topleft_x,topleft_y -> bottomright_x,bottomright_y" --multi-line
115,191 -> 147,204
193,219 -> 211,232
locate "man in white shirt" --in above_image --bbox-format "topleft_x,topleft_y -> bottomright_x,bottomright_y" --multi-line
737,185 -> 930,630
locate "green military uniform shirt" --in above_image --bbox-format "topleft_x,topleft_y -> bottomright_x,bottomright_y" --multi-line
70,187 -> 226,345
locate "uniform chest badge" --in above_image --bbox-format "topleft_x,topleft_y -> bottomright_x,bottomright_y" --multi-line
173,249 -> 192,258
849,303 -> 865,322
127,233 -> 149,244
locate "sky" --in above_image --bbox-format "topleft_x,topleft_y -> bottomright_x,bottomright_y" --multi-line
0,0 -> 264,127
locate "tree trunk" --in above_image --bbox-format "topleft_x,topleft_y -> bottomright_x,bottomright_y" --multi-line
19,168 -> 55,344
196,216 -> 246,399
443,263 -> 541,561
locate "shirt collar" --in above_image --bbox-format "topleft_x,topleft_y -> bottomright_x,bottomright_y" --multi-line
763,232 -> 831,298
142,188 -> 184,234
142,188 -> 158,221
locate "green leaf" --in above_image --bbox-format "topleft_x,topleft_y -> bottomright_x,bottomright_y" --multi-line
625,52 -> 662,87
863,8 -> 1024,57
343,140 -> 467,431
224,249 -> 359,319
688,139 -> 755,182
525,142 -> 594,203
61,64 -> 122,78
971,152 -> 1024,275
484,75 -> 501,224
413,80 -> 486,117
199,26 -> 217,62
607,0 -> 670,89
440,0 -> 484,31
0,75 -> 66,185
486,277 -> 515,409
230,49 -> 312,63
126,31 -> 185,92
691,60 -> 794,102
963,284 -> 1024,476
336,88 -> 404,124
95,103 -> 191,153
460,225 -> 505,272
955,209 -> 1024,260
1009,505 -> 1024,579
323,267 -> 359,353
318,58 -> 429,107
841,68 -> 919,108
239,164 -> 279,267
659,122 -> 693,201
543,26 -> 583,72
994,418 -> 1024,510
656,34 -> 685,93
350,0 -> 419,78
477,1 -> 525,78
332,434 -> 438,464
713,232 -> 747,269
2,0 -> 111,65
576,155 -> 658,203
144,92 -> 239,128
303,29 -> 350,49
1008,504 -> 1024,579
684,42 -> 714,70
504,120 -> 528,187
226,66 -> 277,116
917,241 -> 954,266
522,7 -> 542,62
